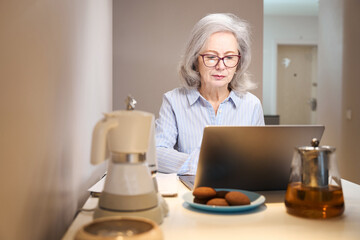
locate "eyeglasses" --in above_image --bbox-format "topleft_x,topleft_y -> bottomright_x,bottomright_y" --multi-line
199,54 -> 241,68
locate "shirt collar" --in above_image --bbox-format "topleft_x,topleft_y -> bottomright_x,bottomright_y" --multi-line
186,88 -> 201,106
186,88 -> 242,108
227,90 -> 242,108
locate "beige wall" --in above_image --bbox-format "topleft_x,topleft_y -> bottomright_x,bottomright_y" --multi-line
0,1 -> 112,239
318,0 -> 360,184
113,0 -> 263,116
341,0 -> 360,184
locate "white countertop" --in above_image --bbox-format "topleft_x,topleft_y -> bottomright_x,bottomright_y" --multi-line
62,179 -> 360,240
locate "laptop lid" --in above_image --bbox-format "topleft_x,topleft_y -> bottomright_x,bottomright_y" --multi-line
193,125 -> 325,191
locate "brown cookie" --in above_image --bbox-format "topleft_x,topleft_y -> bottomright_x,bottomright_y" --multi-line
206,198 -> 229,206
225,191 -> 251,206
215,190 -> 229,198
192,187 -> 216,199
193,197 -> 209,204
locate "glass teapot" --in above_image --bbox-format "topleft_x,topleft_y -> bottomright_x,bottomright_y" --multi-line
285,138 -> 345,219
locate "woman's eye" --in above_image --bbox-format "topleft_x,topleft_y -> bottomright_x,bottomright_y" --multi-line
206,56 -> 217,60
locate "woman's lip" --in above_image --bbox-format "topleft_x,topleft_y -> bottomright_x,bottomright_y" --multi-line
213,75 -> 225,80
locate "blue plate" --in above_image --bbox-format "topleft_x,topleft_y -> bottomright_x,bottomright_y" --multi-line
182,188 -> 265,212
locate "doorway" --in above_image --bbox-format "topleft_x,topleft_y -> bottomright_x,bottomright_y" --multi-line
276,45 -> 318,124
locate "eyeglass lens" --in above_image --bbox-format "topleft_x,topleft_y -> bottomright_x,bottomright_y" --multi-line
202,54 -> 240,68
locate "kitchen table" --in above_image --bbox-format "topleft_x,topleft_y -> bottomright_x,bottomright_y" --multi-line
62,178 -> 360,240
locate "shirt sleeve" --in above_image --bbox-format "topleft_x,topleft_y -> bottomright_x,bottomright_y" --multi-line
252,99 -> 265,126
155,93 -> 200,174
156,147 -> 200,175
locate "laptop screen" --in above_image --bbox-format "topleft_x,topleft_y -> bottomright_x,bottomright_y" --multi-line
190,125 -> 325,191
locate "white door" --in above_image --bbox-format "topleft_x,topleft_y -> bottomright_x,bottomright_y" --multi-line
277,45 -> 318,124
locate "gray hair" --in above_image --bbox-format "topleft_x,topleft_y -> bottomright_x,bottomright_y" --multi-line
179,13 -> 256,95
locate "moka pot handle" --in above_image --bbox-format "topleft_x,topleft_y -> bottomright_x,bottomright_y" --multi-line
90,117 -> 118,165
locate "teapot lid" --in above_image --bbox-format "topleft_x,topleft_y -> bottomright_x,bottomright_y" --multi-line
297,138 -> 335,153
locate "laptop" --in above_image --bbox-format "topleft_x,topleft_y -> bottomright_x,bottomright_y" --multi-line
179,125 -> 325,191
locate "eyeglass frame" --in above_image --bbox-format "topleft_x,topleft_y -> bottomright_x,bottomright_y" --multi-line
199,53 -> 241,68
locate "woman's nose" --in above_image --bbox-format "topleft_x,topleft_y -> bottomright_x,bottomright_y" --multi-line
215,59 -> 226,70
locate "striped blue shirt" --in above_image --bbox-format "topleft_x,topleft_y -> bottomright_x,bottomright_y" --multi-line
155,87 -> 265,175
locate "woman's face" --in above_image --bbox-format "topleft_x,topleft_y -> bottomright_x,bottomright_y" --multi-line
198,31 -> 239,91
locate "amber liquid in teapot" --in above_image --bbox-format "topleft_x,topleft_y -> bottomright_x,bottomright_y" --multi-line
285,182 -> 344,219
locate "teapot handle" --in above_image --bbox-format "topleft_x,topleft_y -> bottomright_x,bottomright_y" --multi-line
90,117 -> 118,165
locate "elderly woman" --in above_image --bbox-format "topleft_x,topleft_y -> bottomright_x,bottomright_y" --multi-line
155,13 -> 265,175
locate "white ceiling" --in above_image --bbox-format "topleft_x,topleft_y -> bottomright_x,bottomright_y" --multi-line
264,0 -> 319,16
